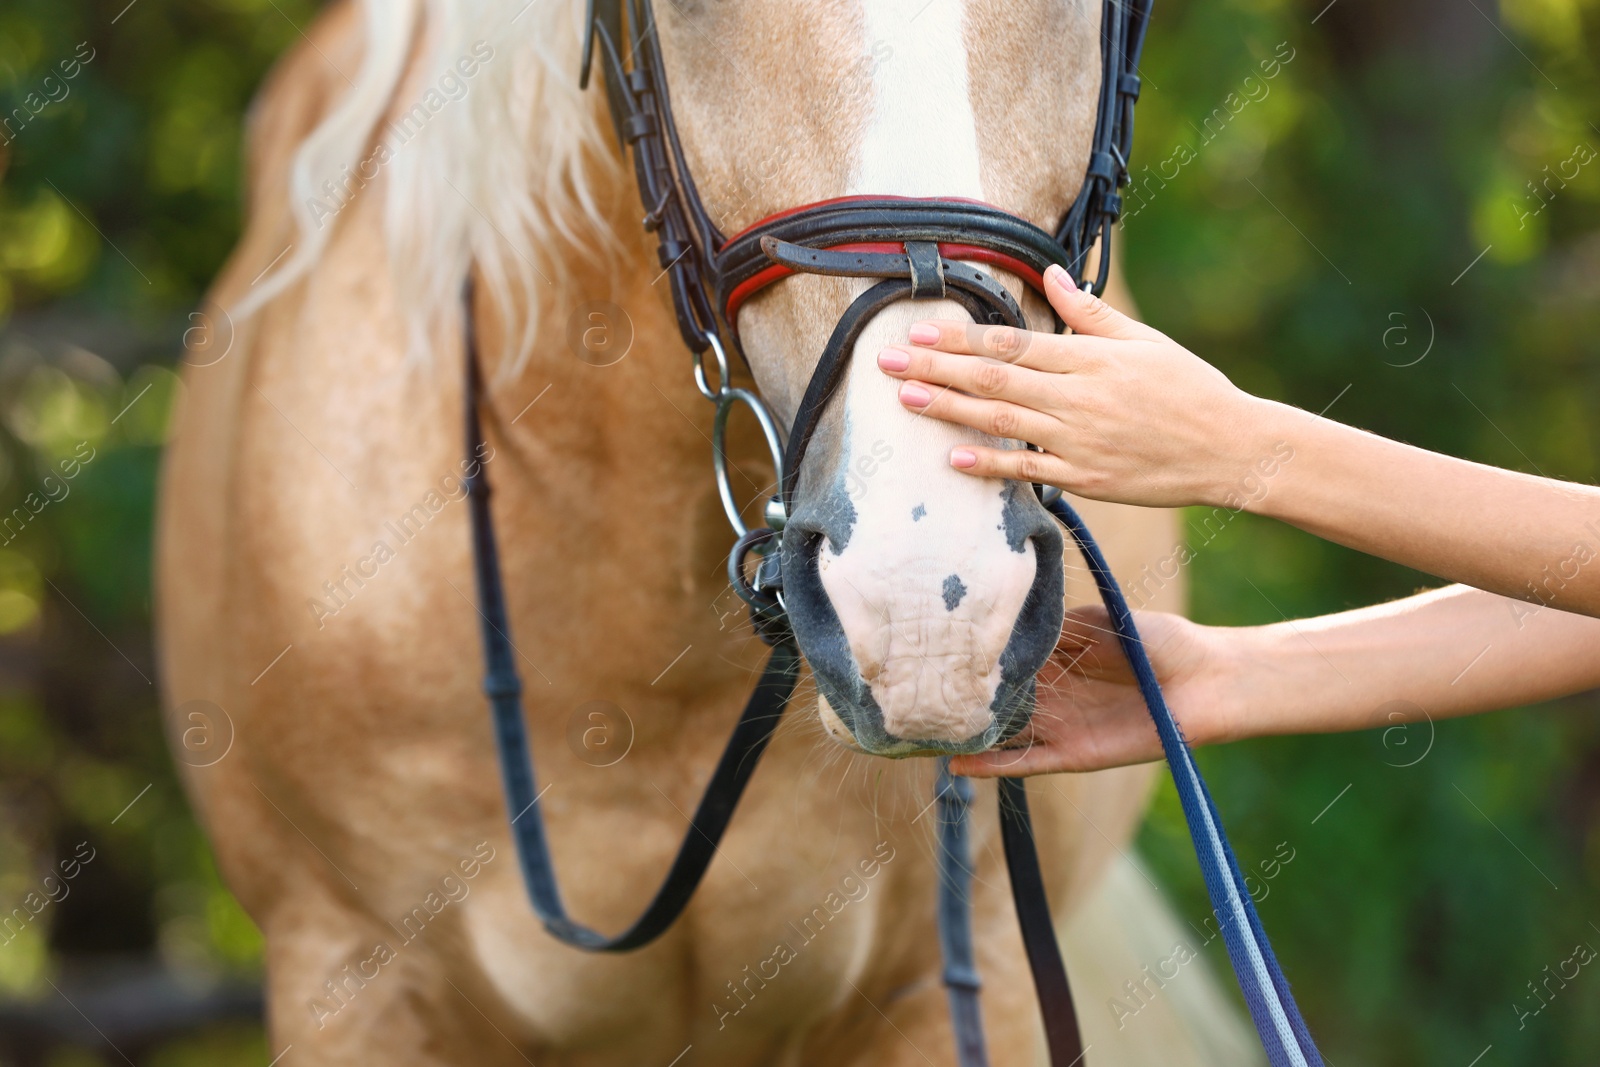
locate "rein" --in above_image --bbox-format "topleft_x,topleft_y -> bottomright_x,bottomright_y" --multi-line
461,2 -> 1327,1064
463,311 -> 802,951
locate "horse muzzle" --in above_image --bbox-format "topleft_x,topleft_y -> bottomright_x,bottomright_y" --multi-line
781,479 -> 1064,757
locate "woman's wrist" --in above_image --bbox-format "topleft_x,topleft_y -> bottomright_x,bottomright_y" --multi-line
1234,399 -> 1369,526
1222,398 -> 1311,513
1181,620 -> 1291,748
1183,394 -> 1304,512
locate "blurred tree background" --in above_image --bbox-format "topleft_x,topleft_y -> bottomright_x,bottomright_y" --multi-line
0,0 -> 1594,1063
0,1 -> 312,1063
1128,0 -> 1600,1064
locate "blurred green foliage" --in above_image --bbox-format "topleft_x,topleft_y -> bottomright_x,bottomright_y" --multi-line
0,0 -> 312,1060
1126,0 -> 1600,1063
0,0 -> 1596,1063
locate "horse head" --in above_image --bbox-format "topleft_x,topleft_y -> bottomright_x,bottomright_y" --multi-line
654,0 -> 1106,756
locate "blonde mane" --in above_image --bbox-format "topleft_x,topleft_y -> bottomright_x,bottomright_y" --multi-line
236,0 -> 625,372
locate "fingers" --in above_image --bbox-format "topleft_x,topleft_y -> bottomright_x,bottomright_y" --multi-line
899,263 -> 1161,368
1054,605 -> 1113,661
949,704 -> 1164,777
946,445 -> 1072,485
894,383 -> 1057,447
1041,263 -> 1163,341
948,745 -> 1066,779
902,318 -> 1078,371
877,343 -> 1060,407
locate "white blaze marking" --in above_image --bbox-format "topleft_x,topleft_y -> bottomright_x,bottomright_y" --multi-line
809,1 -> 1037,744
854,0 -> 983,198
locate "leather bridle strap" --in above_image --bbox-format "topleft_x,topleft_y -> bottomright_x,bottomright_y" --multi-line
934,765 -> 1094,1067
935,762 -> 989,1067
584,0 -> 722,354
462,278 -> 800,953
999,778 -> 1085,1064
759,236 -> 1027,319
580,0 -> 1149,360
720,200 -> 1069,329
776,251 -> 1024,517
1056,0 -> 1151,294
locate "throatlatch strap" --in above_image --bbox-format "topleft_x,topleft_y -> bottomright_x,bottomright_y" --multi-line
1047,498 -> 1324,1067
462,280 -> 800,953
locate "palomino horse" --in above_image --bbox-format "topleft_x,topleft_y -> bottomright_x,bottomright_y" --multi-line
158,0 -> 1257,1062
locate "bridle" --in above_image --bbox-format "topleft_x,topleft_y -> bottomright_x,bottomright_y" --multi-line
461,3 -> 1328,1066
578,0 -> 1146,611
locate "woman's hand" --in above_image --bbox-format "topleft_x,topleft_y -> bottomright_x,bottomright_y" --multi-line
949,605 -> 1229,777
875,263 -> 1284,509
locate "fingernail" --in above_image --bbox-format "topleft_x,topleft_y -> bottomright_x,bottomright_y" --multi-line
907,323 -> 939,345
950,448 -> 977,468
877,347 -> 910,372
1044,263 -> 1075,290
899,382 -> 932,408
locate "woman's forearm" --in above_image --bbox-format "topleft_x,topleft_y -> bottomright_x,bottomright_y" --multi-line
1210,584 -> 1600,743
881,279 -> 1600,617
1249,401 -> 1600,615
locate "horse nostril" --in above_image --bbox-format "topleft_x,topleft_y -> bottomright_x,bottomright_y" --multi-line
987,497 -> 1065,737
780,512 -> 869,722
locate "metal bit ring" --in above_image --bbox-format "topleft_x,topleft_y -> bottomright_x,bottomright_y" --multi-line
711,386 -> 787,538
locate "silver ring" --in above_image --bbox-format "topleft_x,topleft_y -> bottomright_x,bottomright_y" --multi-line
693,333 -> 731,401
712,387 -> 786,537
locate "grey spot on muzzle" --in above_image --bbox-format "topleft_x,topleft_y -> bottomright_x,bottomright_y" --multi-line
808,481 -> 858,553
942,574 -> 967,611
912,503 -> 926,522
999,483 -> 1039,553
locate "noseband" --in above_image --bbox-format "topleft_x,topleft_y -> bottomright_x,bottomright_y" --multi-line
462,3 -> 1327,1066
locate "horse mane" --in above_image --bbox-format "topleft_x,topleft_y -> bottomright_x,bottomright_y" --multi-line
235,0 -> 625,374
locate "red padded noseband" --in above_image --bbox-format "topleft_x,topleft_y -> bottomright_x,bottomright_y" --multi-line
717,196 -> 1057,329
725,241 -> 1048,325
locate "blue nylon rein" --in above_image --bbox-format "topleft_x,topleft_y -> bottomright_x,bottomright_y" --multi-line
1040,497 -> 1324,1066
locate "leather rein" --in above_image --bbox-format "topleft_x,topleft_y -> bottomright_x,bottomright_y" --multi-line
461,2 -> 1326,1065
